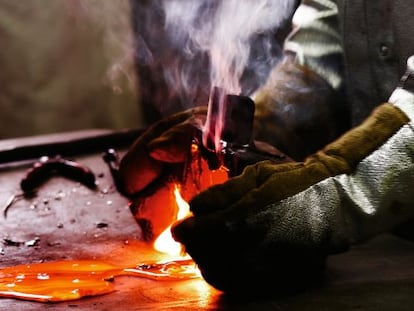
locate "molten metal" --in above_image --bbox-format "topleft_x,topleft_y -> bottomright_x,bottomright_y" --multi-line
0,172 -> 225,303
0,258 -> 201,302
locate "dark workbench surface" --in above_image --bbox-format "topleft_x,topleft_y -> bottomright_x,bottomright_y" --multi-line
1,130 -> 414,310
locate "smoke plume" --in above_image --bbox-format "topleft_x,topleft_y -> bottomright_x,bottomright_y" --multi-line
132,0 -> 296,119
163,0 -> 295,94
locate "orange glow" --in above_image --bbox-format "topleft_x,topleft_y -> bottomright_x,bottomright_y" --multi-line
153,185 -> 190,257
152,143 -> 229,257
0,143 -> 229,303
0,260 -> 121,302
131,142 -> 228,242
180,142 -> 229,203
0,259 -> 202,302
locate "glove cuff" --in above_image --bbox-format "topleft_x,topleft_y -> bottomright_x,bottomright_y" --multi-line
389,88 -> 414,121
315,103 -> 409,174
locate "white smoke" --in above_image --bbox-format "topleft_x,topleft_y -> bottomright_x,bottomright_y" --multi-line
162,0 -> 296,95
63,1 -> 295,118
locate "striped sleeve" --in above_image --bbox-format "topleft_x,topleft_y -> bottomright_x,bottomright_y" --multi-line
284,0 -> 344,90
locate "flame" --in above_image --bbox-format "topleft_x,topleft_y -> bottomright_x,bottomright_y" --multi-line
153,185 -> 190,257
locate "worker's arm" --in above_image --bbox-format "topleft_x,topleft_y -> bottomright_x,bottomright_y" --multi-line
253,0 -> 349,160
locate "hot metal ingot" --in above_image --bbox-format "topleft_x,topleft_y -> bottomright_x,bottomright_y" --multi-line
200,86 -> 292,177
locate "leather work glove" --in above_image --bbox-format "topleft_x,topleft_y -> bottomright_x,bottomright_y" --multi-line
118,106 -> 224,241
172,88 -> 414,295
118,106 -> 207,196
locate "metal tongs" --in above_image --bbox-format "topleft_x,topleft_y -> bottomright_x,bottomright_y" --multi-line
3,155 -> 96,218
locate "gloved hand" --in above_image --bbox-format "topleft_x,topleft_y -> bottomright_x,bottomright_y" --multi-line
172,97 -> 414,294
118,56 -> 347,195
118,106 -> 207,196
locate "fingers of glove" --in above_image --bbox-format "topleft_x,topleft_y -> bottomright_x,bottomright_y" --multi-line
225,158 -> 335,214
172,214 -> 225,247
122,107 -> 206,165
141,107 -> 206,144
171,213 -> 273,293
118,107 -> 207,195
171,213 -> 251,264
118,121 -> 176,195
190,159 -> 327,217
171,215 -> 235,291
118,151 -> 163,196
172,213 -> 326,294
148,120 -> 201,163
189,164 -> 261,216
190,161 -> 301,216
